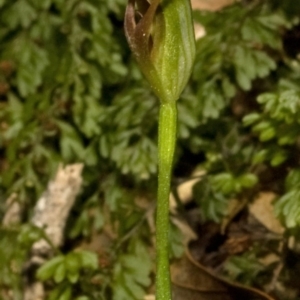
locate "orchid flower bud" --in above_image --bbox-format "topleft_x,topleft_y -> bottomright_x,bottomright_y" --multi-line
124,0 -> 195,103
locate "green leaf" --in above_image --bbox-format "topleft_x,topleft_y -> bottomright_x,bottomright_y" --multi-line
49,286 -> 64,300
112,240 -> 151,300
94,208 -> 104,231
15,39 -> 49,97
58,286 -> 72,300
54,261 -> 66,283
222,77 -> 236,98
243,113 -> 261,126
30,0 -> 52,10
259,126 -> 276,141
36,256 -> 65,281
223,251 -> 264,285
242,14 -> 283,49
285,169 -> 300,190
238,173 -> 258,188
65,253 -> 81,273
236,68 -> 251,91
65,252 -> 81,283
73,95 -> 102,138
68,210 -> 89,239
252,121 -> 272,133
212,173 -> 235,195
253,51 -> 276,78
56,121 -> 85,161
252,149 -> 267,164
123,272 -> 145,299
193,177 -> 228,222
257,93 -> 276,105
275,189 -> 300,228
113,284 -> 130,300
278,127 -> 298,145
270,150 -> 288,166
234,46 -> 256,80
99,136 -> 110,158
17,224 -> 43,246
2,1 -> 37,29
199,82 -> 226,119
80,251 -> 98,270
67,271 -> 79,284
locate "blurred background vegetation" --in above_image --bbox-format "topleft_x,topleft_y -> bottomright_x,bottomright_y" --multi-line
1,0 -> 300,299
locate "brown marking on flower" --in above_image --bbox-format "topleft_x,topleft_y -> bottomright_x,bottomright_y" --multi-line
124,0 -> 160,63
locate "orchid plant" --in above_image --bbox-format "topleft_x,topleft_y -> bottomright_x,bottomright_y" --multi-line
124,0 -> 196,299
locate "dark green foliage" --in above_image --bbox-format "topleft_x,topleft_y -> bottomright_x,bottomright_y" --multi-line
0,224 -> 45,300
244,91 -> 300,163
192,2 -> 287,121
194,172 -> 258,222
1,0 -> 300,299
223,249 -> 265,285
275,169 -> 300,228
36,250 -> 99,300
112,240 -> 152,300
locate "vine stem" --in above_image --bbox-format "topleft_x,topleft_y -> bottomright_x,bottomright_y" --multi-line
156,102 -> 177,300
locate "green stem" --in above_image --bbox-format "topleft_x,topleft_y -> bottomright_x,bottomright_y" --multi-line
156,102 -> 177,300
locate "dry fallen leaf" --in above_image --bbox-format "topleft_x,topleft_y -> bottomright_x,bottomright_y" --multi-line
249,192 -> 284,235
171,248 -> 275,300
191,0 -> 235,11
169,170 -> 205,212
